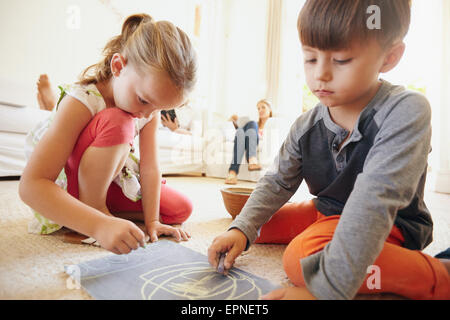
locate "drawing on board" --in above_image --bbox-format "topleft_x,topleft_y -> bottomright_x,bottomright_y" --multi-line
140,261 -> 262,300
65,240 -> 279,300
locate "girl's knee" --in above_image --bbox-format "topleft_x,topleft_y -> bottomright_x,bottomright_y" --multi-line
95,107 -> 133,125
91,107 -> 135,147
175,199 -> 193,223
176,195 -> 193,217
160,188 -> 193,224
161,202 -> 192,224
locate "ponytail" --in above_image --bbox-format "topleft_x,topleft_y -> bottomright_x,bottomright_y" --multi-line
78,13 -> 196,94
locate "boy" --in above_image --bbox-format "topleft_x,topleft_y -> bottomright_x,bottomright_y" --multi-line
208,0 -> 450,299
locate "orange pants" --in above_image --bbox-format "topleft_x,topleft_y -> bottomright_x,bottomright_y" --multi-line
255,200 -> 450,299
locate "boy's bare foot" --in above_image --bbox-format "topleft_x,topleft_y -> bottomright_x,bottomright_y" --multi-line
36,74 -> 56,111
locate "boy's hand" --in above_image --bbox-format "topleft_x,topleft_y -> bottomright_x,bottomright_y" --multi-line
145,220 -> 190,243
94,216 -> 146,255
207,228 -> 247,273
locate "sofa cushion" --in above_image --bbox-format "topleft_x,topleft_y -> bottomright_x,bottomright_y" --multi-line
0,104 -> 50,134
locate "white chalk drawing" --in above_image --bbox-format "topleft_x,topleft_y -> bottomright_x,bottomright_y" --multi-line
140,261 -> 262,300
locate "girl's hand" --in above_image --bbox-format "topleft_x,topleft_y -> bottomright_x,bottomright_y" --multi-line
94,216 -> 146,255
146,220 -> 190,242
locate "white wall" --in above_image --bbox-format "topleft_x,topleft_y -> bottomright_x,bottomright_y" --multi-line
216,0 -> 269,119
0,0 -> 197,108
0,0 -> 271,139
0,0 -> 266,120
432,0 -> 450,193
277,0 -> 304,117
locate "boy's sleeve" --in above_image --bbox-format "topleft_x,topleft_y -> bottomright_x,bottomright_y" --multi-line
300,94 -> 432,299
229,117 -> 304,246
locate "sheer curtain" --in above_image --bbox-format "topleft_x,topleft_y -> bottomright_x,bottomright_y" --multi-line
432,0 -> 450,193
277,0 -> 305,119
405,0 -> 450,193
381,0 -> 449,192
265,0 -> 283,111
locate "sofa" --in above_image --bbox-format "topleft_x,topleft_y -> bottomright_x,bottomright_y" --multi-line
134,107 -> 206,175
0,103 -> 49,177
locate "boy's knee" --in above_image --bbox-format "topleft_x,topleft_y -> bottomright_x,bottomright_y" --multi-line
283,229 -> 331,287
283,234 -> 308,286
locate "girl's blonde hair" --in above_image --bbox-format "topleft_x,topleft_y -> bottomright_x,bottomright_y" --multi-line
78,13 -> 197,94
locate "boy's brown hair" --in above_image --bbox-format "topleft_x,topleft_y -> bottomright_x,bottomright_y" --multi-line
298,0 -> 412,50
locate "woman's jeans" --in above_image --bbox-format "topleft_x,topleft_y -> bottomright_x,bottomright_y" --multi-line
229,121 -> 259,174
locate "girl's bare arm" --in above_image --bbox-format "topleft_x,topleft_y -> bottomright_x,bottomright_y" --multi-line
139,113 -> 162,225
19,96 -> 110,235
19,96 -> 146,253
139,113 -> 189,242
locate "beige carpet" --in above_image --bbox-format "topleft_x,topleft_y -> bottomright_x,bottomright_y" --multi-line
0,176 -> 449,300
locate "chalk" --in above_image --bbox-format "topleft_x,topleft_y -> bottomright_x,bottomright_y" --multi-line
217,253 -> 226,274
142,235 -> 150,248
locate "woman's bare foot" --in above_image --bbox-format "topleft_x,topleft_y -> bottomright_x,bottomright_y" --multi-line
225,171 -> 238,185
36,74 -> 56,111
248,157 -> 262,171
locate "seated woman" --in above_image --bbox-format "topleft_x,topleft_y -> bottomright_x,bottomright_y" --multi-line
225,99 -> 272,184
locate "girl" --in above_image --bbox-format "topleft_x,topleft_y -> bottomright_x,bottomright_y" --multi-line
20,13 -> 197,255
225,99 -> 272,184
